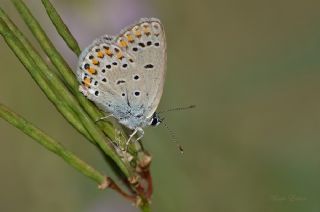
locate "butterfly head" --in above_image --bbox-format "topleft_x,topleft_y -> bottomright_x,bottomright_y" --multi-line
149,112 -> 162,127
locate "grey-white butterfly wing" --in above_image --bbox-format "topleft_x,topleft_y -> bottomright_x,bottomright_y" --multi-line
115,18 -> 166,120
77,18 -> 166,129
76,38 -> 133,122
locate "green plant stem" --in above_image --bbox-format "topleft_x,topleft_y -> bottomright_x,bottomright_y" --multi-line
11,0 -> 141,158
11,0 -> 75,90
140,203 -> 151,212
12,0 -> 126,146
41,0 -> 81,56
0,1 -> 152,209
0,103 -> 105,184
0,17 -> 132,178
8,0 -> 128,171
0,17 -> 91,142
0,7 -> 94,141
0,103 -> 140,204
1,1 -> 138,187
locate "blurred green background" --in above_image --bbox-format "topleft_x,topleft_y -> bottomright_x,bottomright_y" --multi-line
1,0 -> 320,211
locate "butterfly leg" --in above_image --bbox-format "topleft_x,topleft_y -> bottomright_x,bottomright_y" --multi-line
126,127 -> 144,151
126,128 -> 138,147
95,114 -> 114,122
135,128 -> 144,142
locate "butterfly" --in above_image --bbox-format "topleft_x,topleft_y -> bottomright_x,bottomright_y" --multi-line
76,18 -> 166,144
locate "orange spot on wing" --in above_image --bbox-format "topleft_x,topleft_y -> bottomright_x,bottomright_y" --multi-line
119,39 -> 128,48
97,51 -> 104,58
116,52 -> 124,60
105,48 -> 113,57
143,25 -> 151,36
126,34 -> 134,43
134,30 -> 142,38
88,67 -> 96,75
92,59 -> 99,65
83,77 -> 91,87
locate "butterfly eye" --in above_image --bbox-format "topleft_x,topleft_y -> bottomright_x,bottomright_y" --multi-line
150,116 -> 161,126
151,118 -> 158,126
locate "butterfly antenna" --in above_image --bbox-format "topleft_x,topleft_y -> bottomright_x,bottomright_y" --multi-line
161,120 -> 184,154
158,105 -> 196,114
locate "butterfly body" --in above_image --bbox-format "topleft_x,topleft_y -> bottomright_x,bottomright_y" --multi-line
77,18 -> 166,134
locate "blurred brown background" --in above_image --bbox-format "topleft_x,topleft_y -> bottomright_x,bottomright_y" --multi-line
1,0 -> 320,211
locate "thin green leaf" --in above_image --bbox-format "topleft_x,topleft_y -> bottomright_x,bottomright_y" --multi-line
0,17 -> 92,142
41,0 -> 81,56
0,17 -> 132,178
11,0 -> 76,90
11,0 -> 128,148
0,103 -> 105,184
